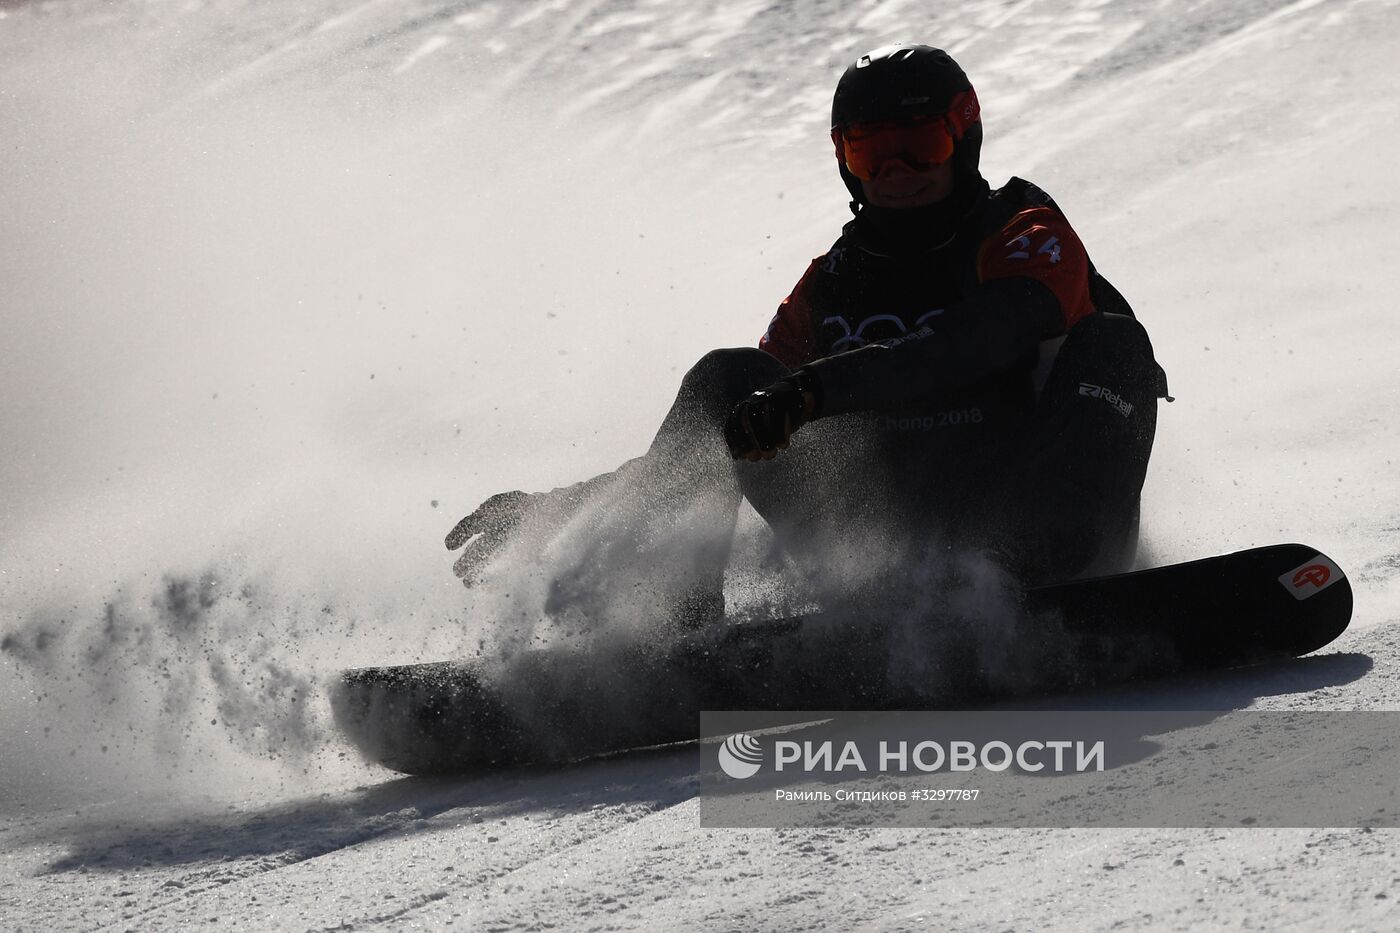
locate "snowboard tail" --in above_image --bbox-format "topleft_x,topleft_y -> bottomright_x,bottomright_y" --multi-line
332,544 -> 1352,776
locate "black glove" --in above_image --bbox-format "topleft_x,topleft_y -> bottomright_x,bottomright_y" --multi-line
443,471 -> 621,586
724,369 -> 822,461
444,490 -> 535,585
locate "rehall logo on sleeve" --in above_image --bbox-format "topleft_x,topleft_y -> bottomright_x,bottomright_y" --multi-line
1078,382 -> 1133,417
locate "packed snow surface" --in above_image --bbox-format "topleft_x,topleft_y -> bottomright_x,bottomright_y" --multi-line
2,0 -> 1400,929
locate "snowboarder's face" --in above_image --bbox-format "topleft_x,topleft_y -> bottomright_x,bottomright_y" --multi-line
859,158 -> 955,208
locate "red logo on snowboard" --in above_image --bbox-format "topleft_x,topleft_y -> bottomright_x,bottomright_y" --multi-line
1292,564 -> 1331,590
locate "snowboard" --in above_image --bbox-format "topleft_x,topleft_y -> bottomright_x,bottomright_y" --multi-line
332,543 -> 1352,776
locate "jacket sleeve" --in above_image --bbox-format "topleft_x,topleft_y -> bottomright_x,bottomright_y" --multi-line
801,205 -> 1096,417
804,277 -> 1063,416
758,258 -> 823,368
978,205 -> 1095,332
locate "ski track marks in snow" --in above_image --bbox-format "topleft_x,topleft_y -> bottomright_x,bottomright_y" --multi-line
8,746 -> 699,931
4,629 -> 1390,931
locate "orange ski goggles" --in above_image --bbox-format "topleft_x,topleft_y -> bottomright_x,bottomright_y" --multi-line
832,88 -> 980,181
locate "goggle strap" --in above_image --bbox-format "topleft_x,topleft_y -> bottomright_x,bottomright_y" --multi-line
831,86 -> 981,151
944,87 -> 980,141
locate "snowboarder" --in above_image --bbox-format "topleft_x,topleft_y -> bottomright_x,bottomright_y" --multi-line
446,44 -> 1167,621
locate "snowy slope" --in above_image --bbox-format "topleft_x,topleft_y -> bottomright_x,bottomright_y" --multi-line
3,0 -> 1400,929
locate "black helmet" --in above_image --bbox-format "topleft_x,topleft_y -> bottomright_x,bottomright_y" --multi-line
831,45 -> 984,207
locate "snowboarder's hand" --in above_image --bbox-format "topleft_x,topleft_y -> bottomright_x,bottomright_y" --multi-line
445,490 -> 534,585
724,372 -> 820,461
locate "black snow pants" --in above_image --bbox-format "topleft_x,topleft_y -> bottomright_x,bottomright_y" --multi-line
635,312 -> 1161,590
